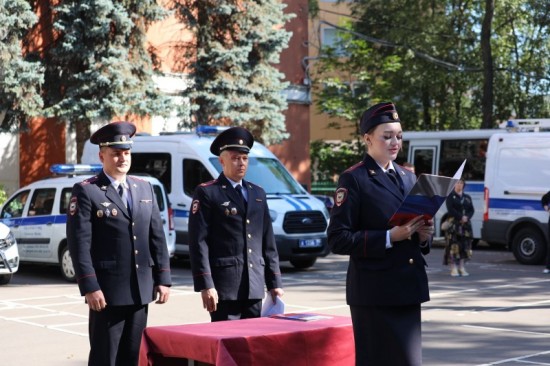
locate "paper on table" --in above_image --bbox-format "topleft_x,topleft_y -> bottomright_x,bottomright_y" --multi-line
261,293 -> 285,317
270,313 -> 333,322
388,159 -> 466,226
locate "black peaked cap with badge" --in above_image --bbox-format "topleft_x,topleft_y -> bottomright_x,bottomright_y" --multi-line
90,121 -> 137,150
360,102 -> 401,135
210,126 -> 254,156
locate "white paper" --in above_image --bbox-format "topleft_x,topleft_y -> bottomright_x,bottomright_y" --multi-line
261,292 -> 285,317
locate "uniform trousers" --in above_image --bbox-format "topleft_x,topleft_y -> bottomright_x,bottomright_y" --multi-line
210,299 -> 262,322
88,304 -> 148,366
350,304 -> 421,366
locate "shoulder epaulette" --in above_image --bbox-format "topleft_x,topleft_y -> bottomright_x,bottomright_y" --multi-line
128,175 -> 146,182
344,161 -> 364,173
80,175 -> 99,186
200,179 -> 218,187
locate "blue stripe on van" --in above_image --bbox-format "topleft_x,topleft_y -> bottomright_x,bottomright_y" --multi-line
174,209 -> 189,218
282,195 -> 312,210
488,198 -> 542,211
281,196 -> 301,211
464,182 -> 484,193
1,215 -> 67,227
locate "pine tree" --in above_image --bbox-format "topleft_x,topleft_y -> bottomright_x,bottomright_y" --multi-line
45,0 -> 171,160
173,0 -> 294,145
0,0 -> 43,132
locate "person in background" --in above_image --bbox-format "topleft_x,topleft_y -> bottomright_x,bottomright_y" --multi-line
443,178 -> 474,277
541,191 -> 550,273
67,121 -> 172,366
328,102 -> 434,365
188,126 -> 284,321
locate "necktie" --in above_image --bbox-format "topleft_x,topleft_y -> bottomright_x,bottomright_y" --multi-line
387,169 -> 401,191
235,184 -> 247,209
118,183 -> 131,213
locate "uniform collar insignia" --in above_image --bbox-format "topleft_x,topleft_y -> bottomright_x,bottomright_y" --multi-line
368,169 -> 377,175
101,185 -> 108,190
221,201 -> 230,206
132,183 -> 137,188
100,202 -> 111,207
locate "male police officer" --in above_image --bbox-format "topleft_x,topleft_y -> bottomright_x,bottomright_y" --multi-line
66,121 -> 171,366
189,126 -> 283,321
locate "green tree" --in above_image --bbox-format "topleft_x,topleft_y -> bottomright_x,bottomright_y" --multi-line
0,0 -> 43,132
45,0 -> 171,160
315,0 -> 549,132
173,0 -> 294,145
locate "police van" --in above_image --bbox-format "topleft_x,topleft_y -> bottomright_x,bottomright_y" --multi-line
0,222 -> 19,285
482,119 -> 550,264
0,164 -> 175,281
82,126 -> 330,269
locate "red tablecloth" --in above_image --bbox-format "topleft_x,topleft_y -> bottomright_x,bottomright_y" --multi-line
139,314 -> 354,366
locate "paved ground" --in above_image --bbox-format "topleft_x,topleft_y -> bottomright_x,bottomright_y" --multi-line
1,243 -> 550,365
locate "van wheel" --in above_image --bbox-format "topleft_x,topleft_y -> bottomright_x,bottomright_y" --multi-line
290,257 -> 317,269
0,274 -> 12,285
60,246 -> 76,282
512,228 -> 546,265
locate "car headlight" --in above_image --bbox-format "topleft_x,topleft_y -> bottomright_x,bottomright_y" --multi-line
0,231 -> 17,250
269,209 -> 278,222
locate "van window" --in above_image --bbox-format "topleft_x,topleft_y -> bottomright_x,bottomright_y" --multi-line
152,185 -> 166,211
1,190 -> 30,218
183,159 -> 214,197
60,188 -> 73,214
29,188 -> 56,216
210,157 -> 307,195
131,153 -> 172,193
440,139 -> 487,180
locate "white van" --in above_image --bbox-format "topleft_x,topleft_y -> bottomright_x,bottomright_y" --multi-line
482,122 -> 550,264
0,164 -> 175,281
83,126 -> 330,269
0,222 -> 19,285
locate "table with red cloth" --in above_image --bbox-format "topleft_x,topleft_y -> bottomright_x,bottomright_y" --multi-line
139,314 -> 355,366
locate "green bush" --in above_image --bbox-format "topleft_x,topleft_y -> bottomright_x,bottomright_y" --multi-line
0,185 -> 7,207
310,139 -> 364,190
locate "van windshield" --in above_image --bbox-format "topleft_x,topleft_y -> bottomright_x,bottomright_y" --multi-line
210,157 -> 307,195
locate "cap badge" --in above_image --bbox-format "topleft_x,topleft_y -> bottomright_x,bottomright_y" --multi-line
392,112 -> 399,120
239,139 -> 244,145
121,135 -> 127,141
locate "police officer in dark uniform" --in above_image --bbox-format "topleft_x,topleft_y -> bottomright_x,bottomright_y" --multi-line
327,102 -> 434,366
66,121 -> 171,366
189,126 -> 283,321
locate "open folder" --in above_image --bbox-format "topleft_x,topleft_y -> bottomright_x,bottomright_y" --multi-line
388,159 -> 466,226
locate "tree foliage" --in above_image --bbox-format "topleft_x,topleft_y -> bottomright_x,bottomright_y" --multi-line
45,0 -> 171,160
313,0 -> 549,136
0,0 -> 43,132
310,0 -> 548,182
172,0 -> 294,145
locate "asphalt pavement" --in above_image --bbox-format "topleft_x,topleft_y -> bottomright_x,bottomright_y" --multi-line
2,243 -> 550,365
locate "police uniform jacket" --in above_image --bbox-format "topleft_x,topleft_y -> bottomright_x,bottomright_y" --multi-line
189,173 -> 282,300
66,172 -> 171,306
327,154 -> 430,306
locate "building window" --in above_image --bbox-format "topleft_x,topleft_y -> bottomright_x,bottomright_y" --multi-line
321,27 -> 347,56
